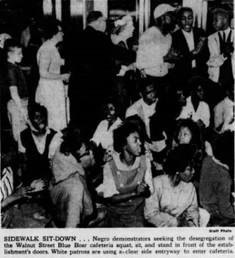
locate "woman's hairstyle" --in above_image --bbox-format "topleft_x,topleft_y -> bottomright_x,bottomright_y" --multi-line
87,11 -> 103,24
113,120 -> 142,153
163,144 -> 197,176
60,125 -> 84,155
211,8 -> 230,20
28,102 -> 48,122
111,15 -> 132,35
44,19 -> 63,40
174,119 -> 204,149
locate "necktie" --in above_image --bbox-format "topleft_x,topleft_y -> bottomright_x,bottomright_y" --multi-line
222,31 -> 226,42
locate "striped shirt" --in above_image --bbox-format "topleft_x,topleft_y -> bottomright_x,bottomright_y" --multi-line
0,167 -> 14,203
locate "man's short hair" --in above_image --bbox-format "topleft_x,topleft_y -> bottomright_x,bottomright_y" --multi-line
28,103 -> 48,121
177,7 -> 193,19
87,11 -> 103,24
211,8 -> 230,20
4,39 -> 23,54
139,78 -> 155,94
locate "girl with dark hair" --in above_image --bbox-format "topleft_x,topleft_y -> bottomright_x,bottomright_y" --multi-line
96,120 -> 153,227
145,145 -> 199,227
35,19 -> 70,131
173,119 -> 204,149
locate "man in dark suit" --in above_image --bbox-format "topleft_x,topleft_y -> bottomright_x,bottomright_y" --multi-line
69,11 -> 135,138
171,7 -> 209,89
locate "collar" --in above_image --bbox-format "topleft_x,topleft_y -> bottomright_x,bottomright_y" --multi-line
141,98 -> 157,110
31,127 -> 50,137
113,153 -> 141,171
181,29 -> 193,37
220,27 -> 231,38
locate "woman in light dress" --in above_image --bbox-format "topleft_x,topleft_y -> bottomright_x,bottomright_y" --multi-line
145,145 -> 200,227
36,19 -> 70,131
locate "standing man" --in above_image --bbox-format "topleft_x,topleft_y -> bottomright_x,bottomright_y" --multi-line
136,4 -> 176,96
171,7 -> 209,87
207,8 -> 234,87
69,11 -> 135,138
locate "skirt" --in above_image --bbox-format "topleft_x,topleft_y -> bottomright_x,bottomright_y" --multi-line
36,78 -> 69,131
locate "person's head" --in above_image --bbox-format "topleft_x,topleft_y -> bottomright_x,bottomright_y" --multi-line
0,33 -> 11,49
154,4 -> 176,34
112,15 -> 134,39
175,88 -> 186,107
113,121 -> 143,156
178,7 -> 194,32
125,115 -> 151,144
163,145 -> 197,183
44,19 -> 64,42
211,8 -> 230,31
174,119 -> 203,148
28,103 -> 48,134
60,125 -> 95,168
103,97 -> 117,123
139,79 -> 157,105
4,39 -> 23,64
87,11 -> 107,33
189,76 -> 207,101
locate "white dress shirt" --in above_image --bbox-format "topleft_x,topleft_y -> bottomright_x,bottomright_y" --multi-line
182,29 -> 196,68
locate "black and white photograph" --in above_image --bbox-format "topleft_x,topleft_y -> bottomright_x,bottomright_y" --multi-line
0,0 -> 234,257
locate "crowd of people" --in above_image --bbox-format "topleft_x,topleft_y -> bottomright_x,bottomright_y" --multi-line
1,3 -> 234,228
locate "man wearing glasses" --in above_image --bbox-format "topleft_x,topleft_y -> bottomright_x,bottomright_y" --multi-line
48,126 -> 96,227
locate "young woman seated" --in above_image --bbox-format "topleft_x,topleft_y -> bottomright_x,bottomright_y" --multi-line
145,145 -> 200,227
96,120 -> 154,227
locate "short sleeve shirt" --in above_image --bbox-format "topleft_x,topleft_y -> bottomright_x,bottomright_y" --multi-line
6,62 -> 28,99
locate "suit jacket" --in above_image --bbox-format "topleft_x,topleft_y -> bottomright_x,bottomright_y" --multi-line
171,27 -> 209,83
207,28 -> 234,83
70,26 -> 135,94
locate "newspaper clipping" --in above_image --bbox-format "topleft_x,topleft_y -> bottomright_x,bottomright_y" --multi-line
1,0 -> 234,258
